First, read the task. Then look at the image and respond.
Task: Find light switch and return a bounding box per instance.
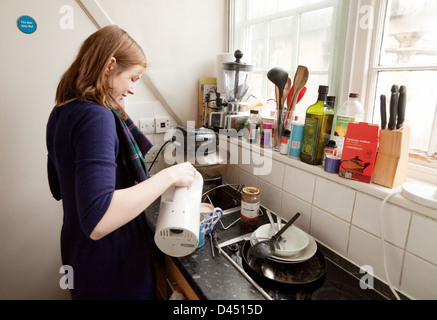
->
[139,118,155,134]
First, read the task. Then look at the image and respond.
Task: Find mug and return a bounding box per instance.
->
[198,214,206,248]
[200,203,223,235]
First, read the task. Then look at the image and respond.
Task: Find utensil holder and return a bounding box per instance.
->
[273,109,285,151]
[372,126,410,189]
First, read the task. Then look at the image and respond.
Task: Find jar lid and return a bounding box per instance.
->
[262,122,273,129]
[242,187,260,195]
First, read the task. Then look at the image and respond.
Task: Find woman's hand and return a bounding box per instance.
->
[163,162,197,188]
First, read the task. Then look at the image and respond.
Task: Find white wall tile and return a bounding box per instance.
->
[313,178,356,222]
[348,226,403,288]
[310,207,350,257]
[223,165,239,186]
[407,214,437,265]
[282,166,316,203]
[258,180,282,215]
[238,168,259,190]
[258,160,284,188]
[281,191,312,233]
[353,193,411,248]
[401,253,437,300]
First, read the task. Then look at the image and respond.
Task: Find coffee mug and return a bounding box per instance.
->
[200,203,223,235]
[198,214,206,248]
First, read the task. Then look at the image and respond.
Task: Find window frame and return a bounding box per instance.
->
[228,0,349,113]
[228,0,437,185]
[356,0,437,183]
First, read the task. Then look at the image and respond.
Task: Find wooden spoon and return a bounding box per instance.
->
[282,77,292,108]
[285,66,309,127]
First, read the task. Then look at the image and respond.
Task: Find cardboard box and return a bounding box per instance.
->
[198,78,217,127]
[338,122,380,183]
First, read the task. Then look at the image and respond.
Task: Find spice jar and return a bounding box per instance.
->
[240,187,260,227]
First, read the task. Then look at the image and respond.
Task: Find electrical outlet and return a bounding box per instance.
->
[139,118,155,134]
[155,117,170,133]
[144,146,160,163]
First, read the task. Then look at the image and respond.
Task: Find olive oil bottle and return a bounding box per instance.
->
[300,85,334,165]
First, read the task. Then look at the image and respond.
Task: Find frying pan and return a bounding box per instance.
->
[241,240,326,287]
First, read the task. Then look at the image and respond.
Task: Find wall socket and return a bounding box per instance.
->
[155,117,170,133]
[144,146,160,163]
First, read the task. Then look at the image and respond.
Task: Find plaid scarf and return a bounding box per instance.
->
[108,103,153,184]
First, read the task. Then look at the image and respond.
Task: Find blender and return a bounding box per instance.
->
[220,50,254,130]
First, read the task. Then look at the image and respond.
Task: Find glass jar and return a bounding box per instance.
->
[240,187,260,227]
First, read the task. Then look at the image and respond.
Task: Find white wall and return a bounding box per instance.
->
[0,0,226,299]
[92,0,228,126]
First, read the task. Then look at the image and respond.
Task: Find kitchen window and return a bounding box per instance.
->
[229,0,437,184]
[229,0,349,119]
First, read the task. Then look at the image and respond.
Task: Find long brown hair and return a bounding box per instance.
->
[55,25,147,119]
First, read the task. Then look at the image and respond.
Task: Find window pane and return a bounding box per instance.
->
[247,0,276,19]
[380,0,437,66]
[278,0,327,12]
[269,17,294,70]
[294,74,329,120]
[372,71,437,152]
[299,7,333,70]
[249,23,269,69]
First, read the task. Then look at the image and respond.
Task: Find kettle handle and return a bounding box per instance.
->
[172,171,203,209]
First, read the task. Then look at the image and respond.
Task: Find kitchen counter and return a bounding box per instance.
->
[145,196,405,300]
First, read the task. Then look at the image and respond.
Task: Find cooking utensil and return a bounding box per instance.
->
[380,94,387,130]
[388,85,399,130]
[265,209,277,232]
[285,66,309,128]
[267,67,289,150]
[286,86,307,107]
[252,223,309,257]
[397,86,407,130]
[248,212,300,261]
[282,77,292,108]
[242,241,326,286]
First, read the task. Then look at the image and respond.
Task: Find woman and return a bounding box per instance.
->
[46,25,197,299]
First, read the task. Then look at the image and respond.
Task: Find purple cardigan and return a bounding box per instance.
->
[46,100,155,299]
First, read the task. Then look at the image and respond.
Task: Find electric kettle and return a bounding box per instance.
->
[154,171,203,257]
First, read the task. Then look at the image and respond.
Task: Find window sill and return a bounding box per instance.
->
[230,137,437,220]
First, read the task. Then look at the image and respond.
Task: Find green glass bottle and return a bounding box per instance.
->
[300,85,334,165]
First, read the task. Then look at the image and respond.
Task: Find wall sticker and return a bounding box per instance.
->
[17,15,37,34]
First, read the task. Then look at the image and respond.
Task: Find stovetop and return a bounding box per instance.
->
[204,184,398,300]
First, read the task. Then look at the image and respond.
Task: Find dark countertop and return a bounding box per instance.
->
[145,197,405,300]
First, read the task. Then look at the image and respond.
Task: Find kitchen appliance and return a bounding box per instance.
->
[221,50,254,129]
[154,171,203,257]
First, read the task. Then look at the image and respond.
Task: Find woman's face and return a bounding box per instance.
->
[108,63,145,102]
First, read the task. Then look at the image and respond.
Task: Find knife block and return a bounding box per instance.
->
[372,126,410,189]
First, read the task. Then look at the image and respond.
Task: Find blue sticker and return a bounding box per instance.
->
[17,15,37,34]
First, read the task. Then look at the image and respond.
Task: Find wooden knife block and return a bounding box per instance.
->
[372,126,410,189]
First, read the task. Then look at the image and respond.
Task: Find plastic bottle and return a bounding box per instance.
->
[246,110,260,143]
[260,122,273,148]
[289,116,305,159]
[333,93,364,156]
[280,130,291,155]
[300,85,334,165]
